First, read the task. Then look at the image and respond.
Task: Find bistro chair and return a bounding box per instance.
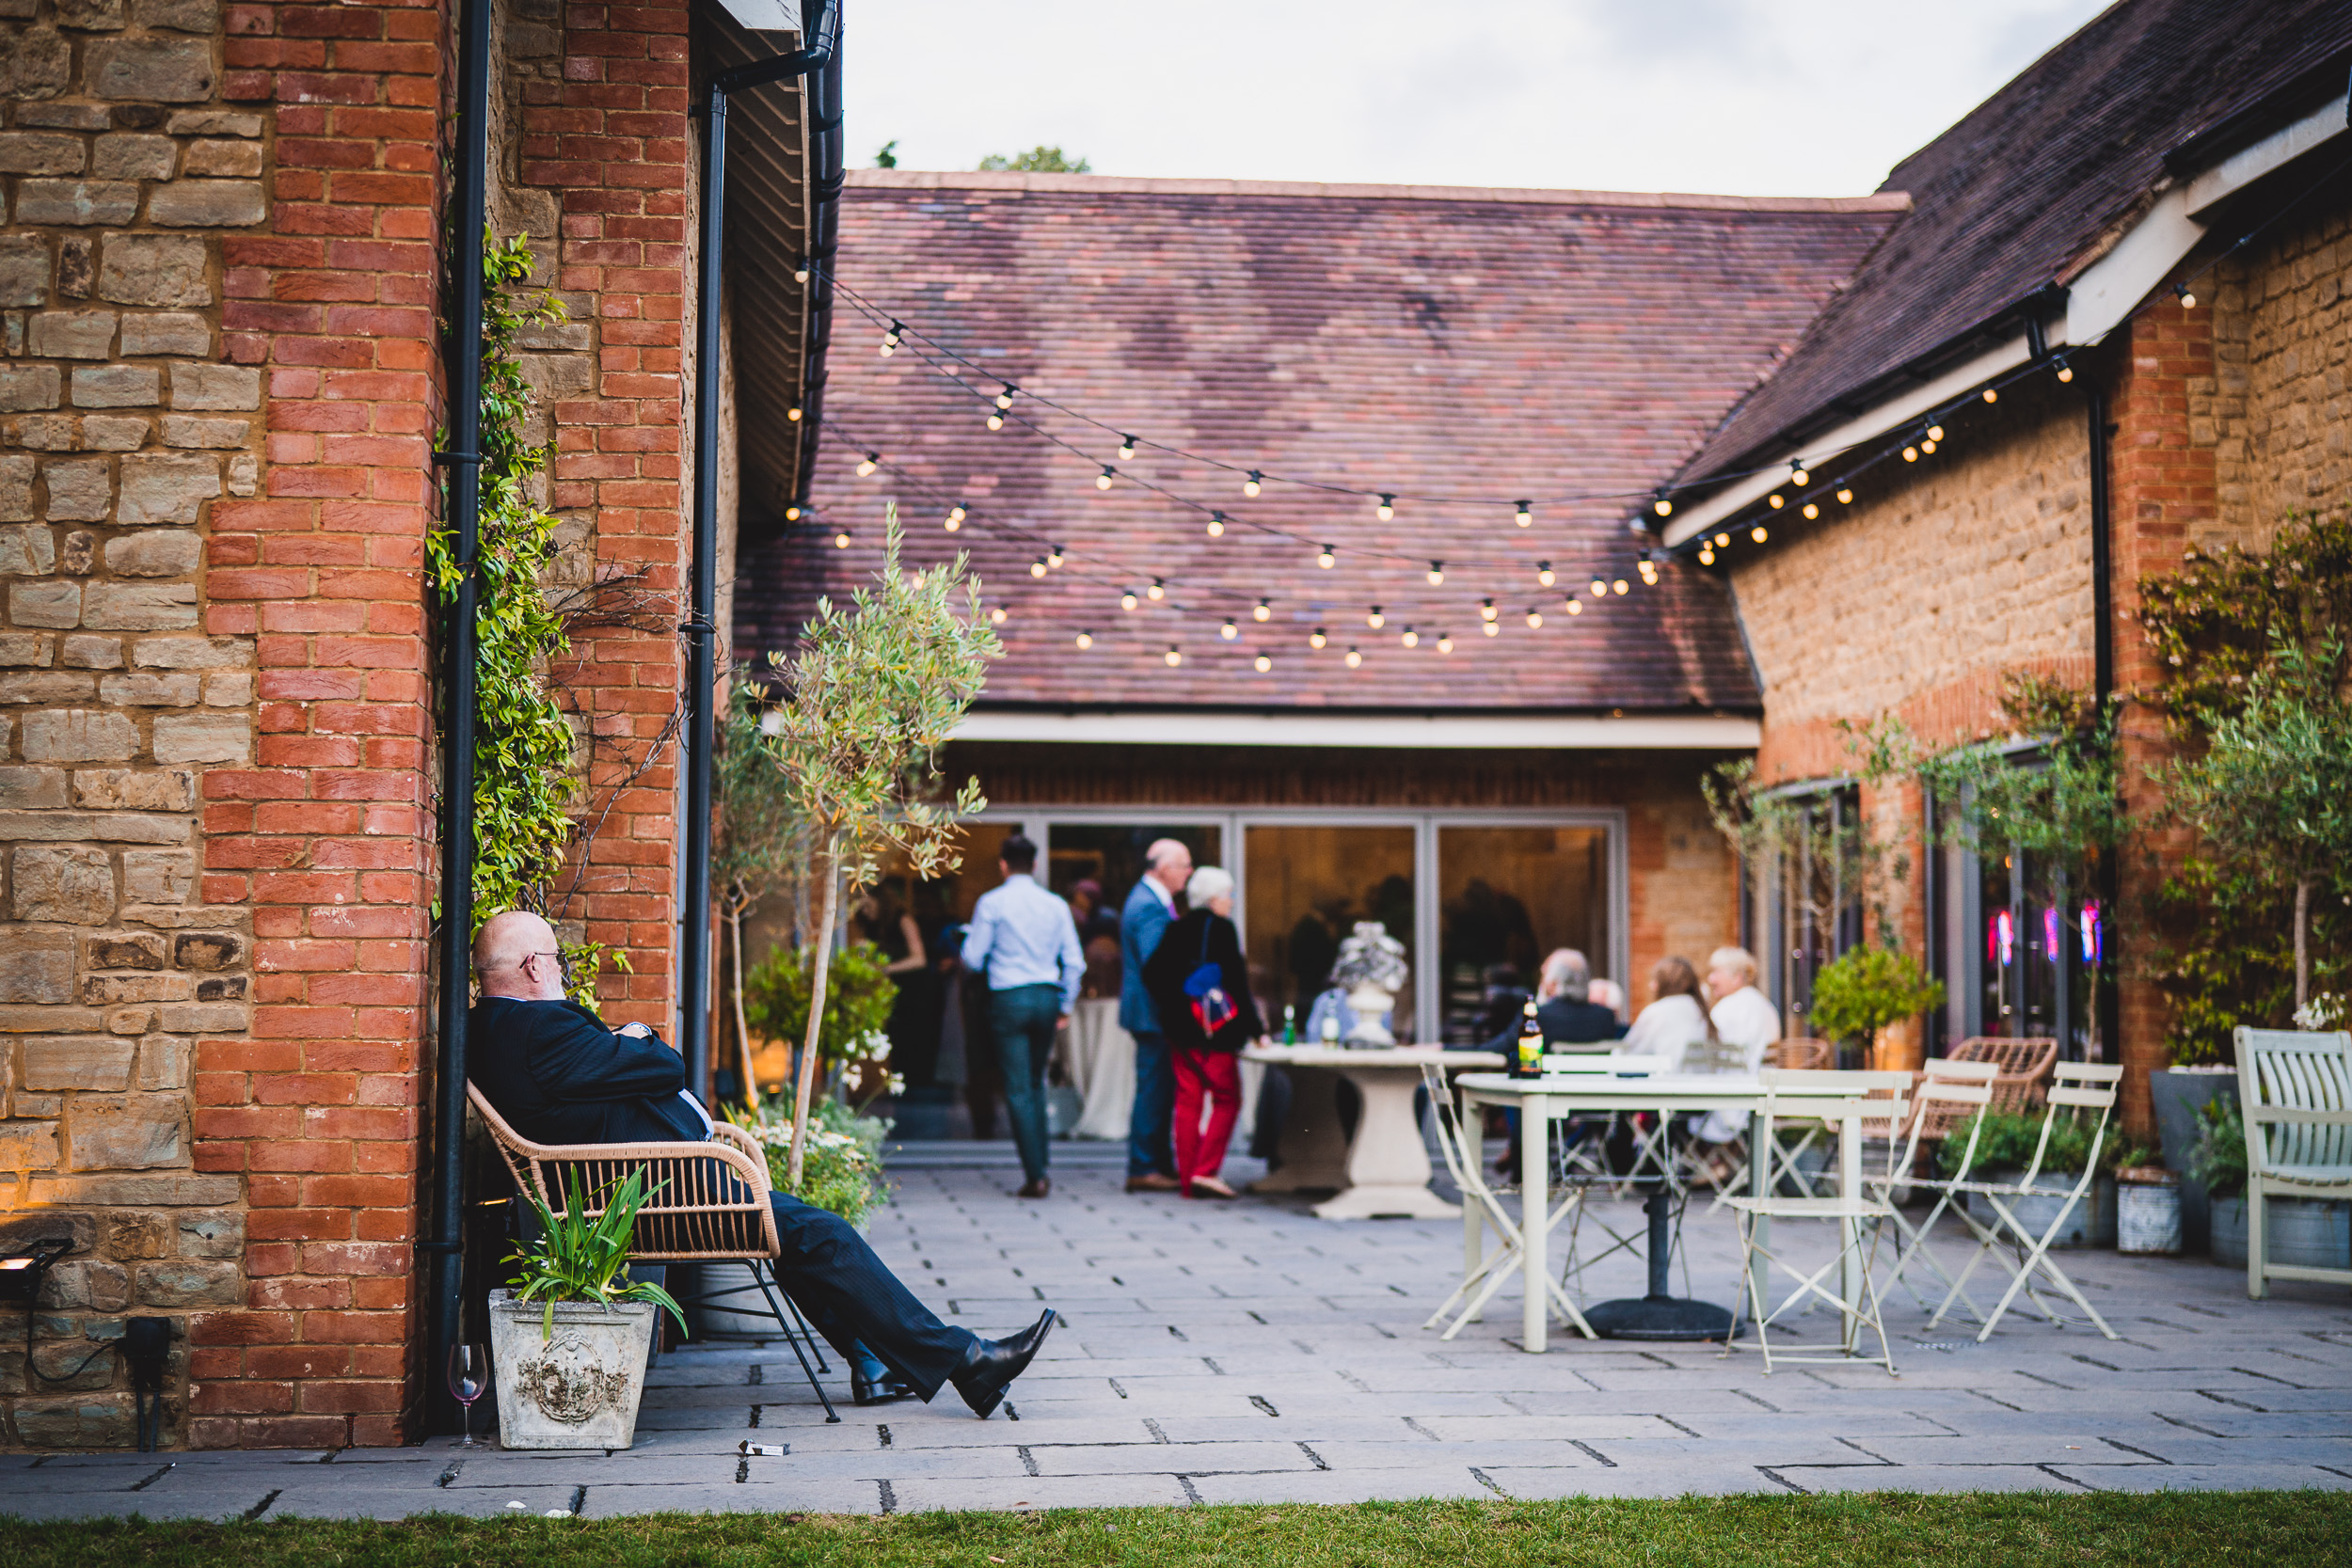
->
[1419,1062,1598,1341]
[1868,1057,1999,1320]
[1674,1035,1757,1205]
[1719,1069,1913,1377]
[1948,1037,2060,1115]
[468,1084,842,1421]
[1928,1061,2125,1343]
[2231,1026,2352,1298]
[1715,1038,1839,1209]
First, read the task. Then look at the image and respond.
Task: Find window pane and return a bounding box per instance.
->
[1244,825,1416,1040]
[1438,826,1610,1045]
[1044,823,1223,1002]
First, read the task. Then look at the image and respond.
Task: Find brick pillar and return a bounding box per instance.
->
[521,3,690,1031]
[191,0,447,1448]
[2107,297,2219,1138]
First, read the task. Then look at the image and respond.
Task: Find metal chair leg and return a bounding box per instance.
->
[749,1260,839,1423]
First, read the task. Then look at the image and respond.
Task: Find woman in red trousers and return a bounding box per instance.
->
[1140,865,1265,1199]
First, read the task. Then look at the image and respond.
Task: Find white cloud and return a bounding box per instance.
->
[844,0,2112,195]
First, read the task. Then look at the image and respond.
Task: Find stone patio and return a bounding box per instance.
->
[8,1140,2352,1519]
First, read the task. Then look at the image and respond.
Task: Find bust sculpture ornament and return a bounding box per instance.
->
[1329,921,1408,1047]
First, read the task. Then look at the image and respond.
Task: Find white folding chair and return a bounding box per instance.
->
[1868,1057,2000,1320]
[1931,1061,2124,1342]
[1719,1069,1913,1377]
[1672,1036,1754,1204]
[1420,1063,1597,1341]
[2234,1027,2352,1298]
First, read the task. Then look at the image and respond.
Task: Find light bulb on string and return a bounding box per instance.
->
[986,408,1005,431]
[1768,493,1785,510]
[1096,466,1116,490]
[1536,561,1555,587]
[946,503,966,531]
[1590,578,1607,597]
[1652,492,1674,518]
[1927,424,1945,443]
[1310,626,1327,649]
[1790,461,1809,486]
[792,257,810,284]
[1401,626,1419,648]
[855,451,878,477]
[1047,544,1065,568]
[834,530,851,549]
[1206,512,1226,538]
[1030,557,1047,578]
[1479,598,1498,622]
[1802,502,1819,519]
[994,384,1016,410]
[1165,646,1182,668]
[2054,357,2074,383]
[1220,619,1239,641]
[1366,607,1385,629]
[1515,500,1533,528]
[1481,622,1500,638]
[1426,561,1445,586]
[1525,608,1544,629]
[1902,443,1918,462]
[1438,632,1454,654]
[1120,590,1139,611]
[1751,526,1769,544]
[784,505,801,523]
[1254,653,1272,673]
[1982,387,1999,403]
[1375,494,1394,521]
[1564,597,1583,615]
[787,405,803,422]
[1253,597,1271,623]
[1147,578,1165,601]
[1836,487,1853,505]
[1243,470,1263,498]
[989,606,1007,625]
[1344,646,1363,669]
[879,320,901,356]
[1714,532,1730,547]
[1638,560,1659,586]
[1921,438,1937,454]
[1074,631,1093,650]
[1118,435,1137,460]
[1612,578,1629,595]
[2175,281,2197,308]
[1698,546,1715,565]
[1317,544,1337,570]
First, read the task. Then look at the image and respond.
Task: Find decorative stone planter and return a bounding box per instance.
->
[489,1293,656,1449]
[2116,1168,2182,1256]
[2149,1069,2236,1255]
[2209,1196,2352,1272]
[1966,1170,2116,1248]
[1343,983,1397,1045]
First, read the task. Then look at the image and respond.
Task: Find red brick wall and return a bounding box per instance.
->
[189,0,449,1449]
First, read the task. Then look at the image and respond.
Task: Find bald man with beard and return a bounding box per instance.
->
[466,910,1055,1418]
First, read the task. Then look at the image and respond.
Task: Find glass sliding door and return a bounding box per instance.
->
[1243,824,1417,1039]
[1435,825,1611,1045]
[1042,823,1223,1002]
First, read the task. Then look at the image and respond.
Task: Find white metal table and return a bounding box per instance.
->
[1453,1071,1883,1351]
[1244,1046,1504,1219]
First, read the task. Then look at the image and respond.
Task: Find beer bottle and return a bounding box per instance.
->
[1514,999,1544,1079]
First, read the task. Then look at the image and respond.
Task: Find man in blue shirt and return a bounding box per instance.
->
[960,834,1084,1196]
[1118,838,1192,1192]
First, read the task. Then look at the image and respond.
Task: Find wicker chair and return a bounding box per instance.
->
[1767,1038,1835,1071]
[1948,1037,2059,1114]
[468,1084,840,1421]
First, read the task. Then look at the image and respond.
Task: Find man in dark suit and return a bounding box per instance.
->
[1117,838,1191,1193]
[1477,948,1627,1052]
[468,911,1054,1418]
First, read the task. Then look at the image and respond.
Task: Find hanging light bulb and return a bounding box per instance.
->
[1902,443,1919,462]
[1254,653,1272,673]
[1927,424,1945,443]
[1768,493,1786,510]
[1982,387,1999,403]
[1426,561,1445,586]
[793,257,811,284]
[1310,626,1327,649]
[1589,578,1607,597]
[1714,532,1730,547]
[784,505,802,522]
[834,530,851,548]
[1118,435,1137,460]
[2054,357,2074,384]
[1790,461,1809,486]
[1481,621,1500,638]
[1401,626,1419,648]
[1921,437,1937,454]
[1525,608,1544,629]
[986,408,1005,431]
[946,503,966,529]
[1252,597,1271,623]
[1653,491,1674,518]
[1638,560,1659,586]
[1515,500,1533,528]
[1344,645,1362,669]
[1836,487,1853,505]
[1074,630,1093,649]
[1207,512,1227,538]
[1317,544,1337,569]
[989,606,1007,625]
[1698,546,1716,565]
[1479,598,1498,622]
[787,405,803,422]
[995,384,1016,410]
[1046,545,1065,568]
[1121,590,1139,611]
[1165,645,1183,668]
[910,570,926,590]
[1220,619,1239,641]
[1243,470,1263,498]
[1438,632,1454,653]
[1609,578,1628,594]
[1366,606,1385,629]
[1375,493,1395,521]
[1096,466,1116,490]
[855,451,879,477]
[1536,561,1555,588]
[1565,598,1583,616]
[1147,578,1165,601]
[1030,557,1048,578]
[880,320,901,356]
[1751,525,1769,543]
[1802,501,1819,519]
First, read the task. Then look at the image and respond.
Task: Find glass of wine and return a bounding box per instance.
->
[448,1342,490,1449]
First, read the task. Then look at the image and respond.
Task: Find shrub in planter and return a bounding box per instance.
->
[728,1096,889,1228]
[492,1169,687,1449]
[2195,1093,2352,1269]
[1807,947,1946,1069]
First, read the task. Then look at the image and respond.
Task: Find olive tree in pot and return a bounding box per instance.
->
[490,1169,687,1449]
[1808,946,1947,1074]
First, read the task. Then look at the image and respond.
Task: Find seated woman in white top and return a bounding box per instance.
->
[1693,944,1781,1146]
[1620,955,1714,1063]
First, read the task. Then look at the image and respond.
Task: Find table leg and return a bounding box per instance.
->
[1522,1099,1549,1353]
[1311,1068,1459,1219]
[1840,1111,1864,1342]
[1462,1085,1485,1322]
[1749,1107,1772,1318]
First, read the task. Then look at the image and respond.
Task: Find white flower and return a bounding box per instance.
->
[2294,993,2346,1031]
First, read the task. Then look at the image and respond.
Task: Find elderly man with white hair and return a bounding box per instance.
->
[1479,947,1626,1053]
[1116,836,1193,1193]
[466,909,1057,1418]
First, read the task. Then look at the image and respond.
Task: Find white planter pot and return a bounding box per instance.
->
[489,1294,655,1449]
[2117,1178,2182,1255]
[1965,1170,2117,1248]
[2210,1196,2352,1271]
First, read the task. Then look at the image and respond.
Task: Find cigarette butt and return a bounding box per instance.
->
[739,1441,789,1456]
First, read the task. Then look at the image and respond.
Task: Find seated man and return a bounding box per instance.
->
[467,911,1053,1418]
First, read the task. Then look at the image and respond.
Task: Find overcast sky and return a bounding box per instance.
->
[836,0,2115,195]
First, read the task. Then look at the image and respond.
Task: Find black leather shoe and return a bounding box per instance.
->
[851,1367,917,1406]
[950,1309,1057,1419]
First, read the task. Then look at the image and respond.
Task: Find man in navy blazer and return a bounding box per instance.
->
[1118,838,1193,1193]
[468,911,1054,1418]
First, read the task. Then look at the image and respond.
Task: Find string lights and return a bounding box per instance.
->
[1343,646,1362,669]
[1317,544,1337,569]
[1536,562,1555,587]
[1207,512,1227,537]
[1148,578,1166,600]
[1367,607,1385,629]
[1515,501,1533,528]
[1426,561,1445,586]
[1096,465,1116,490]
[1253,598,1272,622]
[1310,626,1327,648]
[1118,435,1137,460]
[1254,653,1272,673]
[1375,494,1395,521]
[855,451,879,476]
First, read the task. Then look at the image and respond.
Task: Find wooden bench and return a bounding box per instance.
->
[2233,1026,2352,1298]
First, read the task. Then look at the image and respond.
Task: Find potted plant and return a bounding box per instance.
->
[1806,946,1947,1072]
[1938,1110,2144,1248]
[2195,1094,2352,1270]
[1329,922,1409,1045]
[490,1169,687,1449]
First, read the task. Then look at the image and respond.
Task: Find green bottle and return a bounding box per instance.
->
[1281,1004,1297,1047]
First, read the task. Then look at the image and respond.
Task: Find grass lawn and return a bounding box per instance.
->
[4,1494,2351,1567]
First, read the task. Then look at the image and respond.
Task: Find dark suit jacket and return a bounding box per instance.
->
[469,996,708,1148]
[1141,909,1264,1053]
[1479,995,1629,1053]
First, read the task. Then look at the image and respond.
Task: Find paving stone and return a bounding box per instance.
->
[271,1485,582,1521]
[581,1480,888,1516]
[4,1489,277,1522]
[1186,1465,1496,1504]
[887,1473,1191,1512]
[2053,1463,2352,1493]
[1486,1463,1777,1498]
[1784,1465,2084,1495]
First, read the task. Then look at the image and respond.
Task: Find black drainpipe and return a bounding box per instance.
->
[682,0,843,1094]
[425,0,491,1435]
[2088,380,2120,1061]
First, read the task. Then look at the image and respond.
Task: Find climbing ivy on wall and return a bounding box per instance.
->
[430,231,609,1003]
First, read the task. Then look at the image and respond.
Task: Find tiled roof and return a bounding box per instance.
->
[733,172,1899,712]
[1682,0,2352,483]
